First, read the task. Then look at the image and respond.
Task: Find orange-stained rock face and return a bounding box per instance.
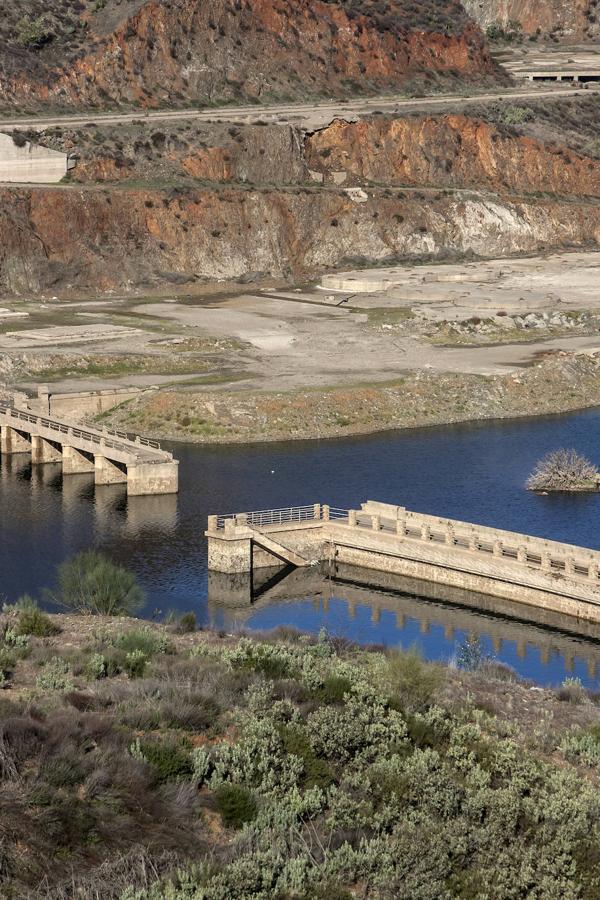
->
[62,111,600,199]
[1,185,599,295]
[306,116,600,196]
[180,149,234,181]
[0,0,501,110]
[462,0,596,38]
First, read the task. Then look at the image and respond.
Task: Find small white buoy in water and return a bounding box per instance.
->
[271,470,275,474]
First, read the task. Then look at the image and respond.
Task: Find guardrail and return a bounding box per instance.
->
[215,504,349,529]
[0,402,169,461]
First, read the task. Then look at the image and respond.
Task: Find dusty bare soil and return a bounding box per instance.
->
[3,250,600,442]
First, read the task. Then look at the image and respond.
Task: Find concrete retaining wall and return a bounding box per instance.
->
[0,133,73,184]
[29,386,141,420]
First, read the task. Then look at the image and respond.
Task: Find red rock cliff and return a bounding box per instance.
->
[1,185,599,295]
[462,0,596,39]
[306,116,600,196]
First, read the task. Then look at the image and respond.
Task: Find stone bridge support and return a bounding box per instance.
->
[94,455,127,486]
[127,461,180,496]
[31,435,62,464]
[0,425,31,454]
[62,445,95,475]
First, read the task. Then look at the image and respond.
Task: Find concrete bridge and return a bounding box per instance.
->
[206,500,600,624]
[0,400,178,495]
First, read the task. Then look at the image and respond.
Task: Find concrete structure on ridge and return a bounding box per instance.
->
[0,132,75,183]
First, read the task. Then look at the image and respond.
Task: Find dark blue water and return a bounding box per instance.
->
[3,407,600,686]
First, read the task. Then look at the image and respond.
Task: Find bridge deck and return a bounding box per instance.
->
[0,400,172,466]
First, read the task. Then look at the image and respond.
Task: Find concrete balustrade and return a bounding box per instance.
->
[0,399,178,495]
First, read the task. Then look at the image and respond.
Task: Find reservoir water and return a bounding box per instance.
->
[4,408,600,687]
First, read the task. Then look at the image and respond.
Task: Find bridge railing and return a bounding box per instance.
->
[0,402,169,460]
[344,507,600,586]
[214,505,349,530]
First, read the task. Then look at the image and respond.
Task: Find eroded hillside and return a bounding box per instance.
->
[1,184,599,295]
[462,0,599,40]
[0,0,501,112]
[20,94,600,193]
[2,93,600,296]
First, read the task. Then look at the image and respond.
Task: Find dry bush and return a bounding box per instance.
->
[526,448,599,491]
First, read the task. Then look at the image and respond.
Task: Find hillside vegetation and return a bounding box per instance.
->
[3,597,600,898]
[0,0,500,112]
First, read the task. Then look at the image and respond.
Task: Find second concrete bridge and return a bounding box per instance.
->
[207,500,600,625]
[0,400,178,495]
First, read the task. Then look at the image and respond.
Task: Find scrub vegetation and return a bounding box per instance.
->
[2,581,600,897]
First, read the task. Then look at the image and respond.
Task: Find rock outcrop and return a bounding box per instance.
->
[0,0,501,111]
[305,115,600,196]
[1,185,599,294]
[55,112,600,199]
[462,0,598,39]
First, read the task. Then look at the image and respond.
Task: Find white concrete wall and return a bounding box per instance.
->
[0,132,71,184]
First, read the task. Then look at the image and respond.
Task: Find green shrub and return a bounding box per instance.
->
[160,695,220,731]
[383,647,442,710]
[562,725,600,766]
[50,551,144,616]
[0,647,17,673]
[215,783,258,828]
[501,104,535,125]
[178,611,197,633]
[17,608,60,638]
[115,627,169,657]
[36,657,73,691]
[404,712,448,751]
[124,649,148,678]
[17,15,53,48]
[141,740,193,783]
[84,652,107,681]
[227,640,293,679]
[312,675,352,705]
[41,755,85,788]
[558,677,587,704]
[279,725,334,789]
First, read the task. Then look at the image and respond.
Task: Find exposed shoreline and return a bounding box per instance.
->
[102,349,600,447]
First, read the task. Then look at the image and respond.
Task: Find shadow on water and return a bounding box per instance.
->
[5,407,600,685]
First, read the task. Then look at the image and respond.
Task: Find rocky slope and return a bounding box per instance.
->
[0,0,501,112]
[305,114,600,195]
[1,184,599,295]
[26,97,600,197]
[462,0,598,40]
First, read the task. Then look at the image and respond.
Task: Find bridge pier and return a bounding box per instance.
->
[126,460,180,496]
[62,445,95,475]
[94,454,127,486]
[0,424,31,454]
[31,434,62,464]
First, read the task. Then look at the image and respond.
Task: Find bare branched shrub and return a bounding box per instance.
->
[526,448,599,492]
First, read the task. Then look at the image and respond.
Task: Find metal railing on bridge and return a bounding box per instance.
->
[215,505,348,530]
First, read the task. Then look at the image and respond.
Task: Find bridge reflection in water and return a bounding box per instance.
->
[0,454,178,536]
[207,563,600,688]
